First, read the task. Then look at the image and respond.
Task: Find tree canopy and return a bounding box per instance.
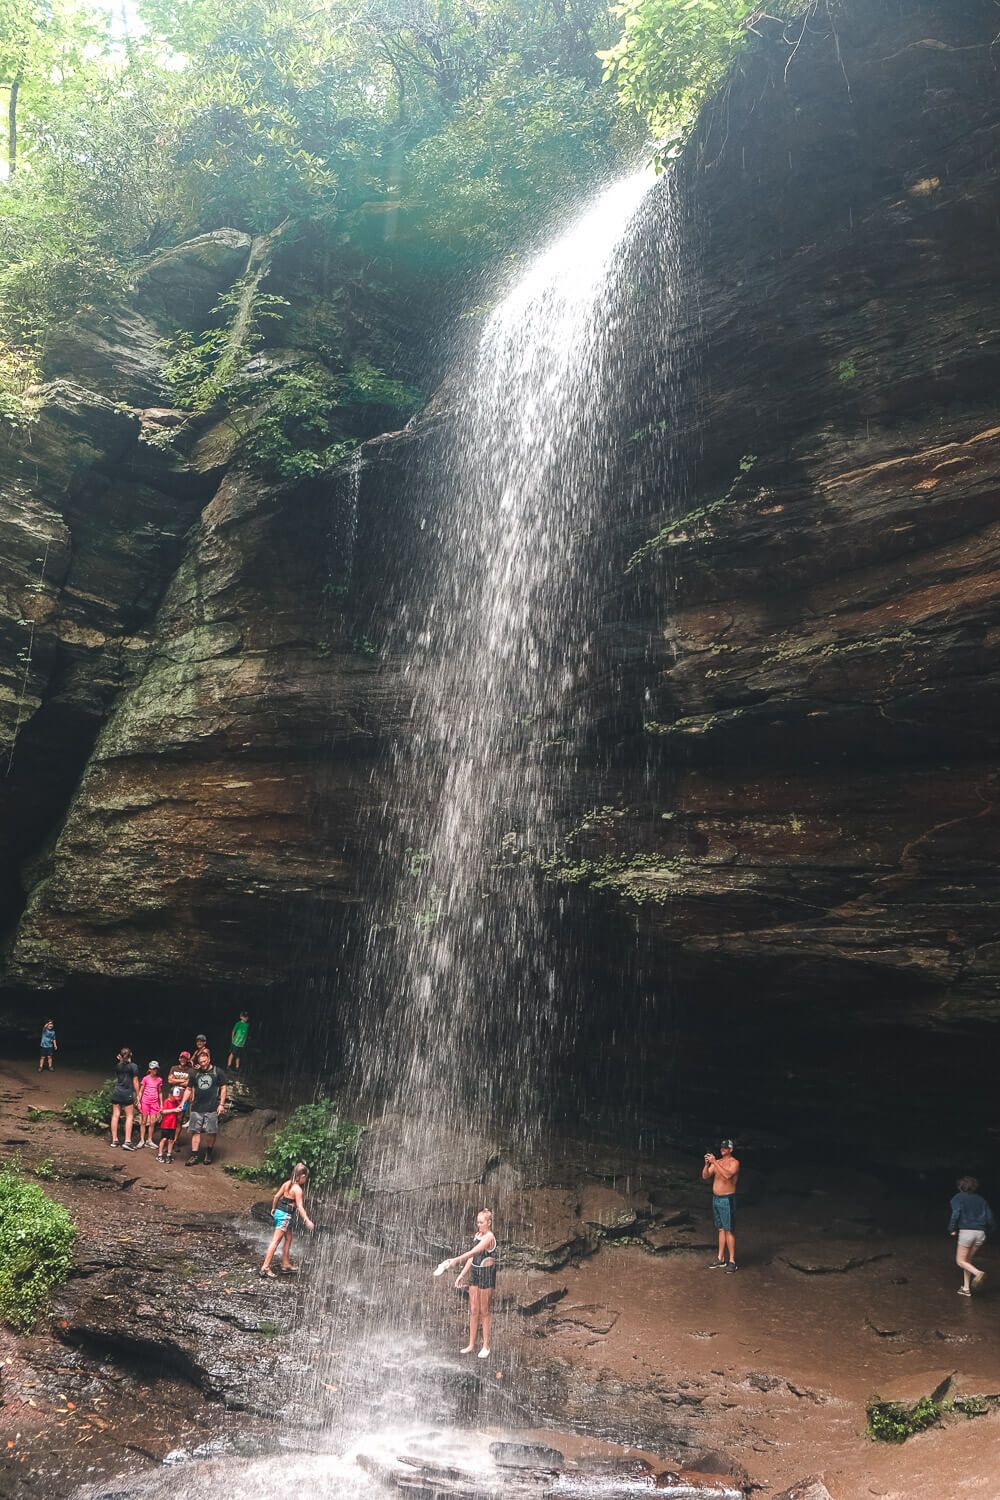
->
[0,0,634,400]
[0,0,800,418]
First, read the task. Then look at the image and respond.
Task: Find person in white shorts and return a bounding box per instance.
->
[949,1174,994,1296]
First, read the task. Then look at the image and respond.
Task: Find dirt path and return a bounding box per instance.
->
[0,1059,276,1497]
[528,1197,1000,1498]
[3,1065,1000,1499]
[1,1058,265,1211]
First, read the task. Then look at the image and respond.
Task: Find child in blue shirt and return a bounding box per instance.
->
[39,1020,57,1071]
[949,1175,994,1296]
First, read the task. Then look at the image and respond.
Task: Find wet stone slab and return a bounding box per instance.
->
[71,1431,748,1500]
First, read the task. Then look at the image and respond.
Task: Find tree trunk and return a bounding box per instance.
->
[8,75,19,177]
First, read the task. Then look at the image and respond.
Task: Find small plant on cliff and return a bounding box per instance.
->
[64,1079,116,1135]
[263,1098,362,1189]
[0,1168,76,1330]
[626,453,758,572]
[240,364,357,480]
[866,1395,942,1444]
[160,281,290,413]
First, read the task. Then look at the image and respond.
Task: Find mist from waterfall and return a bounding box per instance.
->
[294,166,684,1463]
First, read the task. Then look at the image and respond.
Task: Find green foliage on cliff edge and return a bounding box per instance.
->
[263,1099,362,1187]
[0,1167,76,1330]
[600,0,816,146]
[866,1394,942,1443]
[0,0,628,413]
[226,1098,362,1187]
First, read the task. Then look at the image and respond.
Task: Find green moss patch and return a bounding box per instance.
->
[0,1169,76,1330]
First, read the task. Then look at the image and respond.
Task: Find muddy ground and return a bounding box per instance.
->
[2,1059,999,1500]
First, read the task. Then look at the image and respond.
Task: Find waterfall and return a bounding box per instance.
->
[356,168,661,1135]
[296,166,676,1470]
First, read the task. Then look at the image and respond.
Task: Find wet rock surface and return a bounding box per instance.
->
[772,1481,836,1500]
[350,1431,746,1500]
[524,0,1000,1153]
[0,0,991,1163]
[777,1244,893,1276]
[55,1212,284,1410]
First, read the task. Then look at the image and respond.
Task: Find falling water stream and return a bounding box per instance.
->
[296,166,674,1492]
[112,169,679,1500]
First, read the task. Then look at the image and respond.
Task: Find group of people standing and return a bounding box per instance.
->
[107,1013,248,1166]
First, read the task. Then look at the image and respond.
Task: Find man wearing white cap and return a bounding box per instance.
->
[702,1139,740,1273]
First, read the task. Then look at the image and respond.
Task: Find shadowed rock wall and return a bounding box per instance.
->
[540,0,1000,1151]
[1,0,998,1151]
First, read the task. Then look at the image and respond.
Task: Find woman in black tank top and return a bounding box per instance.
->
[260,1162,314,1279]
[439,1209,497,1359]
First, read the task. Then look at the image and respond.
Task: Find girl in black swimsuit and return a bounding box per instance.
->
[441,1209,497,1359]
[259,1162,314,1279]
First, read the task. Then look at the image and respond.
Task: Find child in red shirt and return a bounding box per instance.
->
[157,1086,183,1163]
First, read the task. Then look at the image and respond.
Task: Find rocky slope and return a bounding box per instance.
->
[1,0,998,1148]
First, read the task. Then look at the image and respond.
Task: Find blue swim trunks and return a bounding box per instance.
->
[273,1208,292,1230]
[712,1195,735,1231]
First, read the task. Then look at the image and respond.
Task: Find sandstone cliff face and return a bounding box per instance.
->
[0,235,409,1033]
[1,0,997,1146]
[542,0,1000,1146]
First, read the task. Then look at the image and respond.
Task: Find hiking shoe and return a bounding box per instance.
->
[725,1262,739,1274]
[110,1140,120,1148]
[121,1142,136,1151]
[707,1260,728,1269]
[958,1287,972,1297]
[203,1150,214,1164]
[185,1153,203,1167]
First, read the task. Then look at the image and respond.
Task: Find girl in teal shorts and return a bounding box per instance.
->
[260,1162,314,1279]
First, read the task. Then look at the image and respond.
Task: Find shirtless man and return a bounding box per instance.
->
[702,1139,740,1273]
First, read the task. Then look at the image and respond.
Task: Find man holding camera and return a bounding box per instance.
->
[702,1139,740,1273]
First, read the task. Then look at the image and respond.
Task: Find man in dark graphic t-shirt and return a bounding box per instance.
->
[183,1048,227,1167]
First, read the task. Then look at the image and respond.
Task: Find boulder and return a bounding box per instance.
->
[579,1184,638,1233]
[44,305,165,406]
[873,1370,954,1408]
[644,1222,710,1253]
[505,1189,593,1270]
[778,1242,892,1274]
[490,1441,564,1470]
[137,229,253,326]
[773,1480,836,1500]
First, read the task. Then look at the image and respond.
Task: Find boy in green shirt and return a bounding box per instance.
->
[228,1011,250,1070]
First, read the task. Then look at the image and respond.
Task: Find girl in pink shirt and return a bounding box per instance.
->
[137,1062,163,1149]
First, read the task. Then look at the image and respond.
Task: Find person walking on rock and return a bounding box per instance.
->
[950,1175,994,1296]
[260,1162,314,1278]
[183,1048,227,1166]
[703,1139,740,1272]
[228,1011,250,1071]
[39,1020,57,1071]
[439,1209,497,1359]
[110,1047,140,1150]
